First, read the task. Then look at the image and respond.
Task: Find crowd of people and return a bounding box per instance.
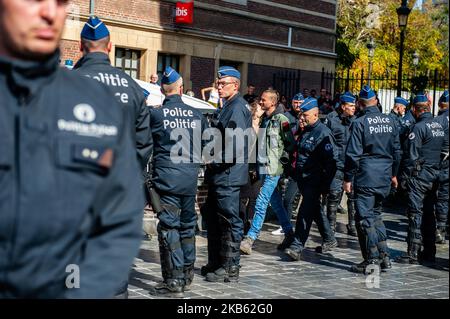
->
[0,0,448,300]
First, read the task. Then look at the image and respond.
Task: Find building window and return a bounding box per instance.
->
[115,48,141,79]
[157,53,180,84]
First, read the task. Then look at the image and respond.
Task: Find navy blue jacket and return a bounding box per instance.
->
[344,106,401,189]
[205,93,252,187]
[436,109,449,158]
[296,120,337,190]
[150,94,207,195]
[284,110,299,134]
[403,112,446,177]
[326,113,355,171]
[74,52,152,169]
[0,52,144,298]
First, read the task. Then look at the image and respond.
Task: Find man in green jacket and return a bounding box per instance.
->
[240,89,296,255]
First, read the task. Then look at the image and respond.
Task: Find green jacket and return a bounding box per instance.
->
[260,106,296,176]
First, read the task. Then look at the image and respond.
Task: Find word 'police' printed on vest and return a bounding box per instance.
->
[367,116,393,134]
[84,72,130,103]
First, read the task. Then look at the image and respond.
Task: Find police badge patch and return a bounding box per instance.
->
[408,132,415,140]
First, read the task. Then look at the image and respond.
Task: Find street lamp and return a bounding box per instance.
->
[366,37,376,85]
[396,0,411,96]
[413,51,419,76]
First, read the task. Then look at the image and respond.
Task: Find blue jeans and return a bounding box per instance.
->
[247,175,293,240]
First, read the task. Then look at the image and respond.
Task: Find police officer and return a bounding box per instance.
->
[435,91,449,244]
[344,85,401,273]
[284,98,338,261]
[73,16,152,169]
[203,66,252,282]
[398,93,446,264]
[0,0,144,298]
[325,92,357,237]
[148,67,207,296]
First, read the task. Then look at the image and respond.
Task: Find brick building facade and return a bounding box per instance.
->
[61,0,337,99]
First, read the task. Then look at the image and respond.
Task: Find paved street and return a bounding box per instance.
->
[129,203,449,299]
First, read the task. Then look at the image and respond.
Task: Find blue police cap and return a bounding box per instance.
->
[300,97,318,112]
[292,93,304,101]
[439,90,449,103]
[217,66,241,80]
[340,92,356,104]
[161,66,181,85]
[359,85,376,101]
[394,96,409,107]
[81,16,110,41]
[413,93,428,104]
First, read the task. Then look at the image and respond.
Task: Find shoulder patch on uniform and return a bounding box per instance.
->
[408,132,415,140]
[325,143,333,151]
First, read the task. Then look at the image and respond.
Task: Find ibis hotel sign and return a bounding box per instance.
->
[175,1,194,24]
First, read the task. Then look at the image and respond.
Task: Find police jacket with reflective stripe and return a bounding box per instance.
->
[344,106,401,189]
[0,52,144,298]
[73,52,152,169]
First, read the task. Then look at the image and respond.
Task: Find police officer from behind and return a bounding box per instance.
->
[398,93,446,264]
[0,0,144,298]
[390,97,409,145]
[344,85,401,274]
[203,66,252,282]
[284,98,338,261]
[73,16,152,169]
[435,91,449,244]
[325,92,357,237]
[149,67,207,296]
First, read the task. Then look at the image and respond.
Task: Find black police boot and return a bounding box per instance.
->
[154,279,185,297]
[277,230,295,251]
[183,264,194,291]
[396,243,421,264]
[337,204,347,215]
[284,238,303,261]
[201,264,219,277]
[379,252,392,271]
[205,265,240,283]
[350,259,380,274]
[346,212,357,237]
[436,228,446,244]
[315,239,338,253]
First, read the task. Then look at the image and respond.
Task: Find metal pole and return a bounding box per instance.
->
[368,60,373,86]
[90,0,95,16]
[432,69,438,115]
[397,29,405,96]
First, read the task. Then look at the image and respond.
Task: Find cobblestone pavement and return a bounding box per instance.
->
[129,203,449,299]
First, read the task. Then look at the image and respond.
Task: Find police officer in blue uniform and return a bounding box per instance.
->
[149,67,207,296]
[435,91,449,244]
[325,92,357,237]
[73,16,152,169]
[284,98,338,261]
[344,85,401,273]
[203,66,252,282]
[398,93,446,263]
[0,0,145,298]
[389,97,408,134]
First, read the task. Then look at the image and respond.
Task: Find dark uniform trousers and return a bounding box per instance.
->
[436,163,449,235]
[294,183,335,247]
[327,170,356,231]
[205,185,243,269]
[157,192,197,281]
[406,166,440,257]
[354,186,389,260]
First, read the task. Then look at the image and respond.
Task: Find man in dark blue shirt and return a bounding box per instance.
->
[203,66,252,282]
[344,85,401,274]
[0,0,144,298]
[284,98,338,261]
[148,67,207,296]
[398,93,446,264]
[325,92,357,237]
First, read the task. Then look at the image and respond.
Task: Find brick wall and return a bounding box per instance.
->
[60,40,82,65]
[248,64,323,99]
[291,29,335,52]
[190,56,215,98]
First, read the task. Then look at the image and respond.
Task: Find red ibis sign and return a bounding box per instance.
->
[175,1,194,24]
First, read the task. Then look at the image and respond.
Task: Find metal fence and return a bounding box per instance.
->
[322,68,449,115]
